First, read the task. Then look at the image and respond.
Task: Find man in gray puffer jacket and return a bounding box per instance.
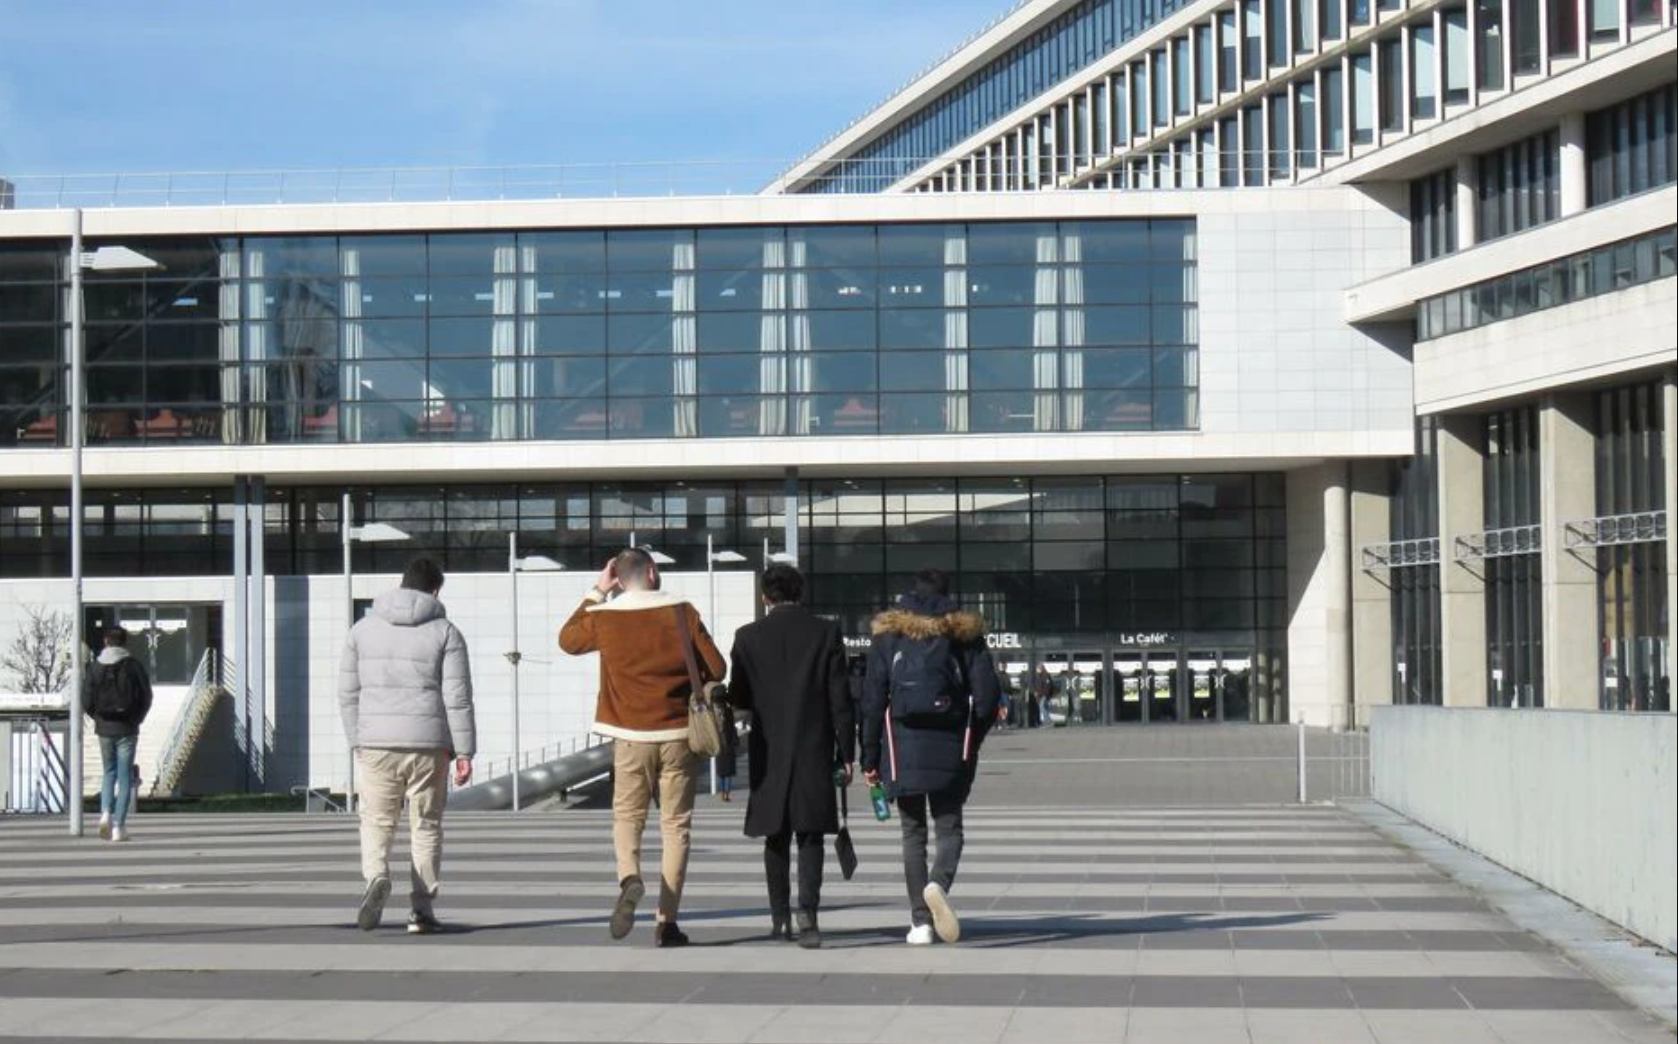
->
[339,557,476,935]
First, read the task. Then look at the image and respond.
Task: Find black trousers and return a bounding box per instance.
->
[898,790,965,926]
[765,827,825,917]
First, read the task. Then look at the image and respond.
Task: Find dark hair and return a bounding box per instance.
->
[102,628,128,647]
[401,557,446,594]
[760,562,805,605]
[615,547,656,588]
[912,568,950,599]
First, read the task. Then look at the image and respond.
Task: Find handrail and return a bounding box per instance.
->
[150,649,221,797]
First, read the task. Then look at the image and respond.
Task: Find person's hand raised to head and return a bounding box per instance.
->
[593,558,620,597]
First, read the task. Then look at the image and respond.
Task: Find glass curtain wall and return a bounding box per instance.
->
[1586,82,1678,207]
[1483,406,1543,708]
[1,474,1289,695]
[2,221,1200,445]
[1594,381,1669,711]
[1390,418,1442,704]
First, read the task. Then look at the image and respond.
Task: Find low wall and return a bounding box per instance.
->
[1372,706,1676,953]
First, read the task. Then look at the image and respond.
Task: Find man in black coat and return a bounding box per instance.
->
[727,563,855,949]
[860,568,1000,946]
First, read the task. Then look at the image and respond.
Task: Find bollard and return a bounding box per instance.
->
[1296,719,1307,804]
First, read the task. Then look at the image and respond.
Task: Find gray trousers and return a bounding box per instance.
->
[898,789,965,926]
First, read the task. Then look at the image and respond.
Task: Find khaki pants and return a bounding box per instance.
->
[612,738,698,922]
[358,748,449,917]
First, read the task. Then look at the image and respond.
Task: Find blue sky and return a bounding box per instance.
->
[0,0,1001,193]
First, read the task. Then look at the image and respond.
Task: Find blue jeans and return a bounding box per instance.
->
[99,735,138,826]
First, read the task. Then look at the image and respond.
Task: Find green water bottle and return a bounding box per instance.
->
[869,781,891,821]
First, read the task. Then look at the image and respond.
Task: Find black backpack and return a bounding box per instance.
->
[92,661,138,721]
[888,636,965,723]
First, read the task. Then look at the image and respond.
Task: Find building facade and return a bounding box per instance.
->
[1,0,1672,795]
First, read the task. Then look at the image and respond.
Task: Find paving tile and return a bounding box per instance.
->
[1246,1010,1378,1044]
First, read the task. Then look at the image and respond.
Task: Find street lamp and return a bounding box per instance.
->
[625,531,675,565]
[762,537,797,565]
[67,211,160,837]
[506,532,563,812]
[341,493,409,810]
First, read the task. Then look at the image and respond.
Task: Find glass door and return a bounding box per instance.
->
[996,655,1032,728]
[1114,651,1147,723]
[1186,650,1220,722]
[1151,652,1181,723]
[1221,650,1254,722]
[1037,651,1108,726]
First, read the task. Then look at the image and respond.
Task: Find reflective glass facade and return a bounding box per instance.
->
[0,473,1290,722]
[1483,405,1543,708]
[1594,381,1670,711]
[801,0,1191,193]
[0,220,1199,446]
[1416,225,1678,340]
[1389,418,1442,705]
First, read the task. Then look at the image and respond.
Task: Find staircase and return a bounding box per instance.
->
[149,650,224,797]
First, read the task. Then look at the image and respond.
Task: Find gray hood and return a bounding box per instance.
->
[372,588,446,627]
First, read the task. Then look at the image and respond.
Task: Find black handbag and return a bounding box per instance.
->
[834,776,859,881]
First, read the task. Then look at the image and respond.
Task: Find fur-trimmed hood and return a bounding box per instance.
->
[870,607,987,644]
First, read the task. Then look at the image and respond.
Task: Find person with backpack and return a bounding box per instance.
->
[81,628,153,842]
[860,569,1001,946]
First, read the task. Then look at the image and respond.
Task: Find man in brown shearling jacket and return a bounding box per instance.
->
[559,547,726,948]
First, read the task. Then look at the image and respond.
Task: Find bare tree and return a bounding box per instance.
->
[2,605,74,695]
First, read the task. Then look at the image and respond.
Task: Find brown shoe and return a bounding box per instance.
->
[609,875,644,940]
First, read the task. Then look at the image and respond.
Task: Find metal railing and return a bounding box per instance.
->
[4,720,68,814]
[150,649,222,797]
[1564,510,1668,549]
[1454,524,1542,562]
[1298,707,1371,804]
[1361,537,1441,574]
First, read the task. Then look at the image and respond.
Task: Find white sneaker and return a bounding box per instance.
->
[97,814,112,841]
[905,923,935,946]
[923,883,961,943]
[110,825,130,843]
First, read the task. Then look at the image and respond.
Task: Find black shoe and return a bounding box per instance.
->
[795,910,821,950]
[653,921,690,948]
[770,912,794,942]
[407,910,442,936]
[609,875,644,940]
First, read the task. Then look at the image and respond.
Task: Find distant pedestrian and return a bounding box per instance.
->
[339,557,476,935]
[82,628,152,842]
[861,569,1001,946]
[559,547,726,948]
[727,563,854,948]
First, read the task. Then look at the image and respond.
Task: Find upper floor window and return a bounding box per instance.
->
[1587,82,1678,207]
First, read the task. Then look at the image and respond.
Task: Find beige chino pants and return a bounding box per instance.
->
[611,738,698,922]
[357,748,449,917]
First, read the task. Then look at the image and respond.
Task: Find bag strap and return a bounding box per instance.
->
[837,774,849,828]
[673,605,705,699]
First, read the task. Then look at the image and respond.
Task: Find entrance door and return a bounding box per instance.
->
[1113,652,1146,723]
[1116,648,1177,723]
[1037,651,1107,726]
[1221,650,1254,722]
[1185,650,1221,722]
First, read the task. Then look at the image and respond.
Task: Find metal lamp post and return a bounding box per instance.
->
[705,537,746,796]
[506,532,563,812]
[66,211,160,837]
[340,493,409,810]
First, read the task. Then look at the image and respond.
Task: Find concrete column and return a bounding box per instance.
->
[1286,463,1353,728]
[1559,112,1589,217]
[1540,393,1598,709]
[1438,414,1488,706]
[1454,157,1478,250]
[1350,461,1395,727]
[1665,371,1677,713]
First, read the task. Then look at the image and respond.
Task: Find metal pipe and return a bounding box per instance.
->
[67,208,84,837]
[341,491,355,811]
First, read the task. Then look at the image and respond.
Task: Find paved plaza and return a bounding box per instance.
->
[0,730,1671,1043]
